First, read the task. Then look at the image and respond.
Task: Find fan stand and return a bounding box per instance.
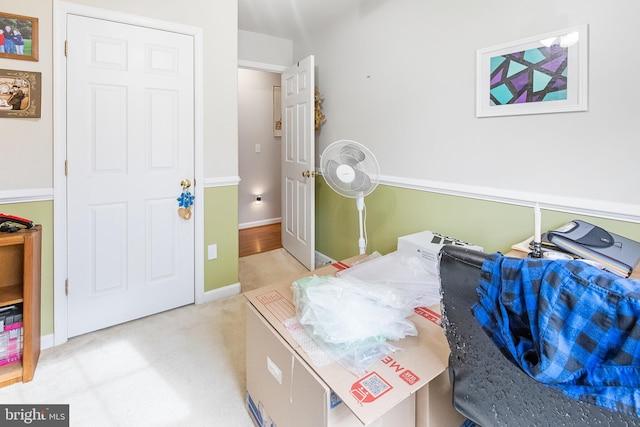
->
[320,140,379,256]
[356,193,365,254]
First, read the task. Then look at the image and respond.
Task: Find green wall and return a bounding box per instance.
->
[316,178,640,262]
[5,182,639,340]
[1,201,54,336]
[2,186,239,339]
[203,186,239,291]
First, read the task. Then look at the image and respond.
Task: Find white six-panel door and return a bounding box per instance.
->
[66,14,195,337]
[281,56,315,270]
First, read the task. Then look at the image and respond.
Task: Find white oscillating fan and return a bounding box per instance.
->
[320,140,380,254]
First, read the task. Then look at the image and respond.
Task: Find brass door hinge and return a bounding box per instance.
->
[65,40,68,56]
[65,160,68,176]
[65,279,69,296]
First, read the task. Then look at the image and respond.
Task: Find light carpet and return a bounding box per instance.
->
[239,248,309,293]
[0,248,308,427]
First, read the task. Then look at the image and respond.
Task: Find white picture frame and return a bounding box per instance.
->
[476,24,588,118]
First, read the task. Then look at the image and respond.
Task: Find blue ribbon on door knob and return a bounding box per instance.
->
[177,189,195,220]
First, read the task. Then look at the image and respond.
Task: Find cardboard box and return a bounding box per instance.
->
[245,257,460,426]
[416,370,466,427]
[246,303,415,427]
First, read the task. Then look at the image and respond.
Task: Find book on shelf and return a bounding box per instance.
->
[0,304,23,366]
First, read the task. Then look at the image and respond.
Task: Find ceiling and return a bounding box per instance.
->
[238,0,354,40]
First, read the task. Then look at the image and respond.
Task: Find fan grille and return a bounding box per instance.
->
[321,140,379,198]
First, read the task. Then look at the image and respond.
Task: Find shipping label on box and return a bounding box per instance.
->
[298,309,449,425]
[247,302,412,427]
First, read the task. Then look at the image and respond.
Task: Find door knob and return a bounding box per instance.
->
[302,170,317,178]
[180,178,192,189]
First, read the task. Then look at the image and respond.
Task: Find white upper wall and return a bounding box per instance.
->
[0,0,239,192]
[294,0,640,211]
[0,0,53,192]
[239,30,292,68]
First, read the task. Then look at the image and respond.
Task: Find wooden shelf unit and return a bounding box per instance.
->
[0,225,41,387]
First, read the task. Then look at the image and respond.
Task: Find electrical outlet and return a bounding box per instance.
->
[208,244,218,260]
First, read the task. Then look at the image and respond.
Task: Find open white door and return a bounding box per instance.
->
[281,56,315,270]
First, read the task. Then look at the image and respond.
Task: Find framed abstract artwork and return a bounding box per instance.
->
[476,24,588,118]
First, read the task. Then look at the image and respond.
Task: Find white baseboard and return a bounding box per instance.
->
[41,334,55,350]
[314,251,336,269]
[201,282,241,303]
[239,218,281,230]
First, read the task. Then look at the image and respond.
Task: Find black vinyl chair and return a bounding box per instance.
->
[439,244,638,426]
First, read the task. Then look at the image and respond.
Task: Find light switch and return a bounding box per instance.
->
[208,244,218,260]
[255,144,261,153]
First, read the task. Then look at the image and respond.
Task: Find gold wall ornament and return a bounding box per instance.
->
[314,87,326,131]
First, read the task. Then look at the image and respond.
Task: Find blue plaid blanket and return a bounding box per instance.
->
[472,253,640,417]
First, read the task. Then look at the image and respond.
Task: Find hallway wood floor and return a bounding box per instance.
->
[239,223,282,257]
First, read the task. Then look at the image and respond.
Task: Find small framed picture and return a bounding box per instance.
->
[0,69,42,118]
[273,86,282,137]
[0,12,39,62]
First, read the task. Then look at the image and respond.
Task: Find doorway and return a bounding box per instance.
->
[237,66,285,259]
[237,57,316,270]
[53,2,205,344]
[237,68,283,233]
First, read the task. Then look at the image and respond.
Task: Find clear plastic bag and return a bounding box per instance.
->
[292,274,420,374]
[336,250,441,308]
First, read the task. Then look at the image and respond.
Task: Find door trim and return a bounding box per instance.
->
[53,1,204,345]
[238,59,287,73]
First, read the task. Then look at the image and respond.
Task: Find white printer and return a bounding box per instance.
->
[397,230,483,272]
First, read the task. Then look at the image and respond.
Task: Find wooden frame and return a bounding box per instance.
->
[476,24,588,117]
[0,12,39,62]
[273,86,282,137]
[0,69,42,118]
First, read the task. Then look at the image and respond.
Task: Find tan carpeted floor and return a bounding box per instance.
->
[239,248,309,293]
[0,248,308,427]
